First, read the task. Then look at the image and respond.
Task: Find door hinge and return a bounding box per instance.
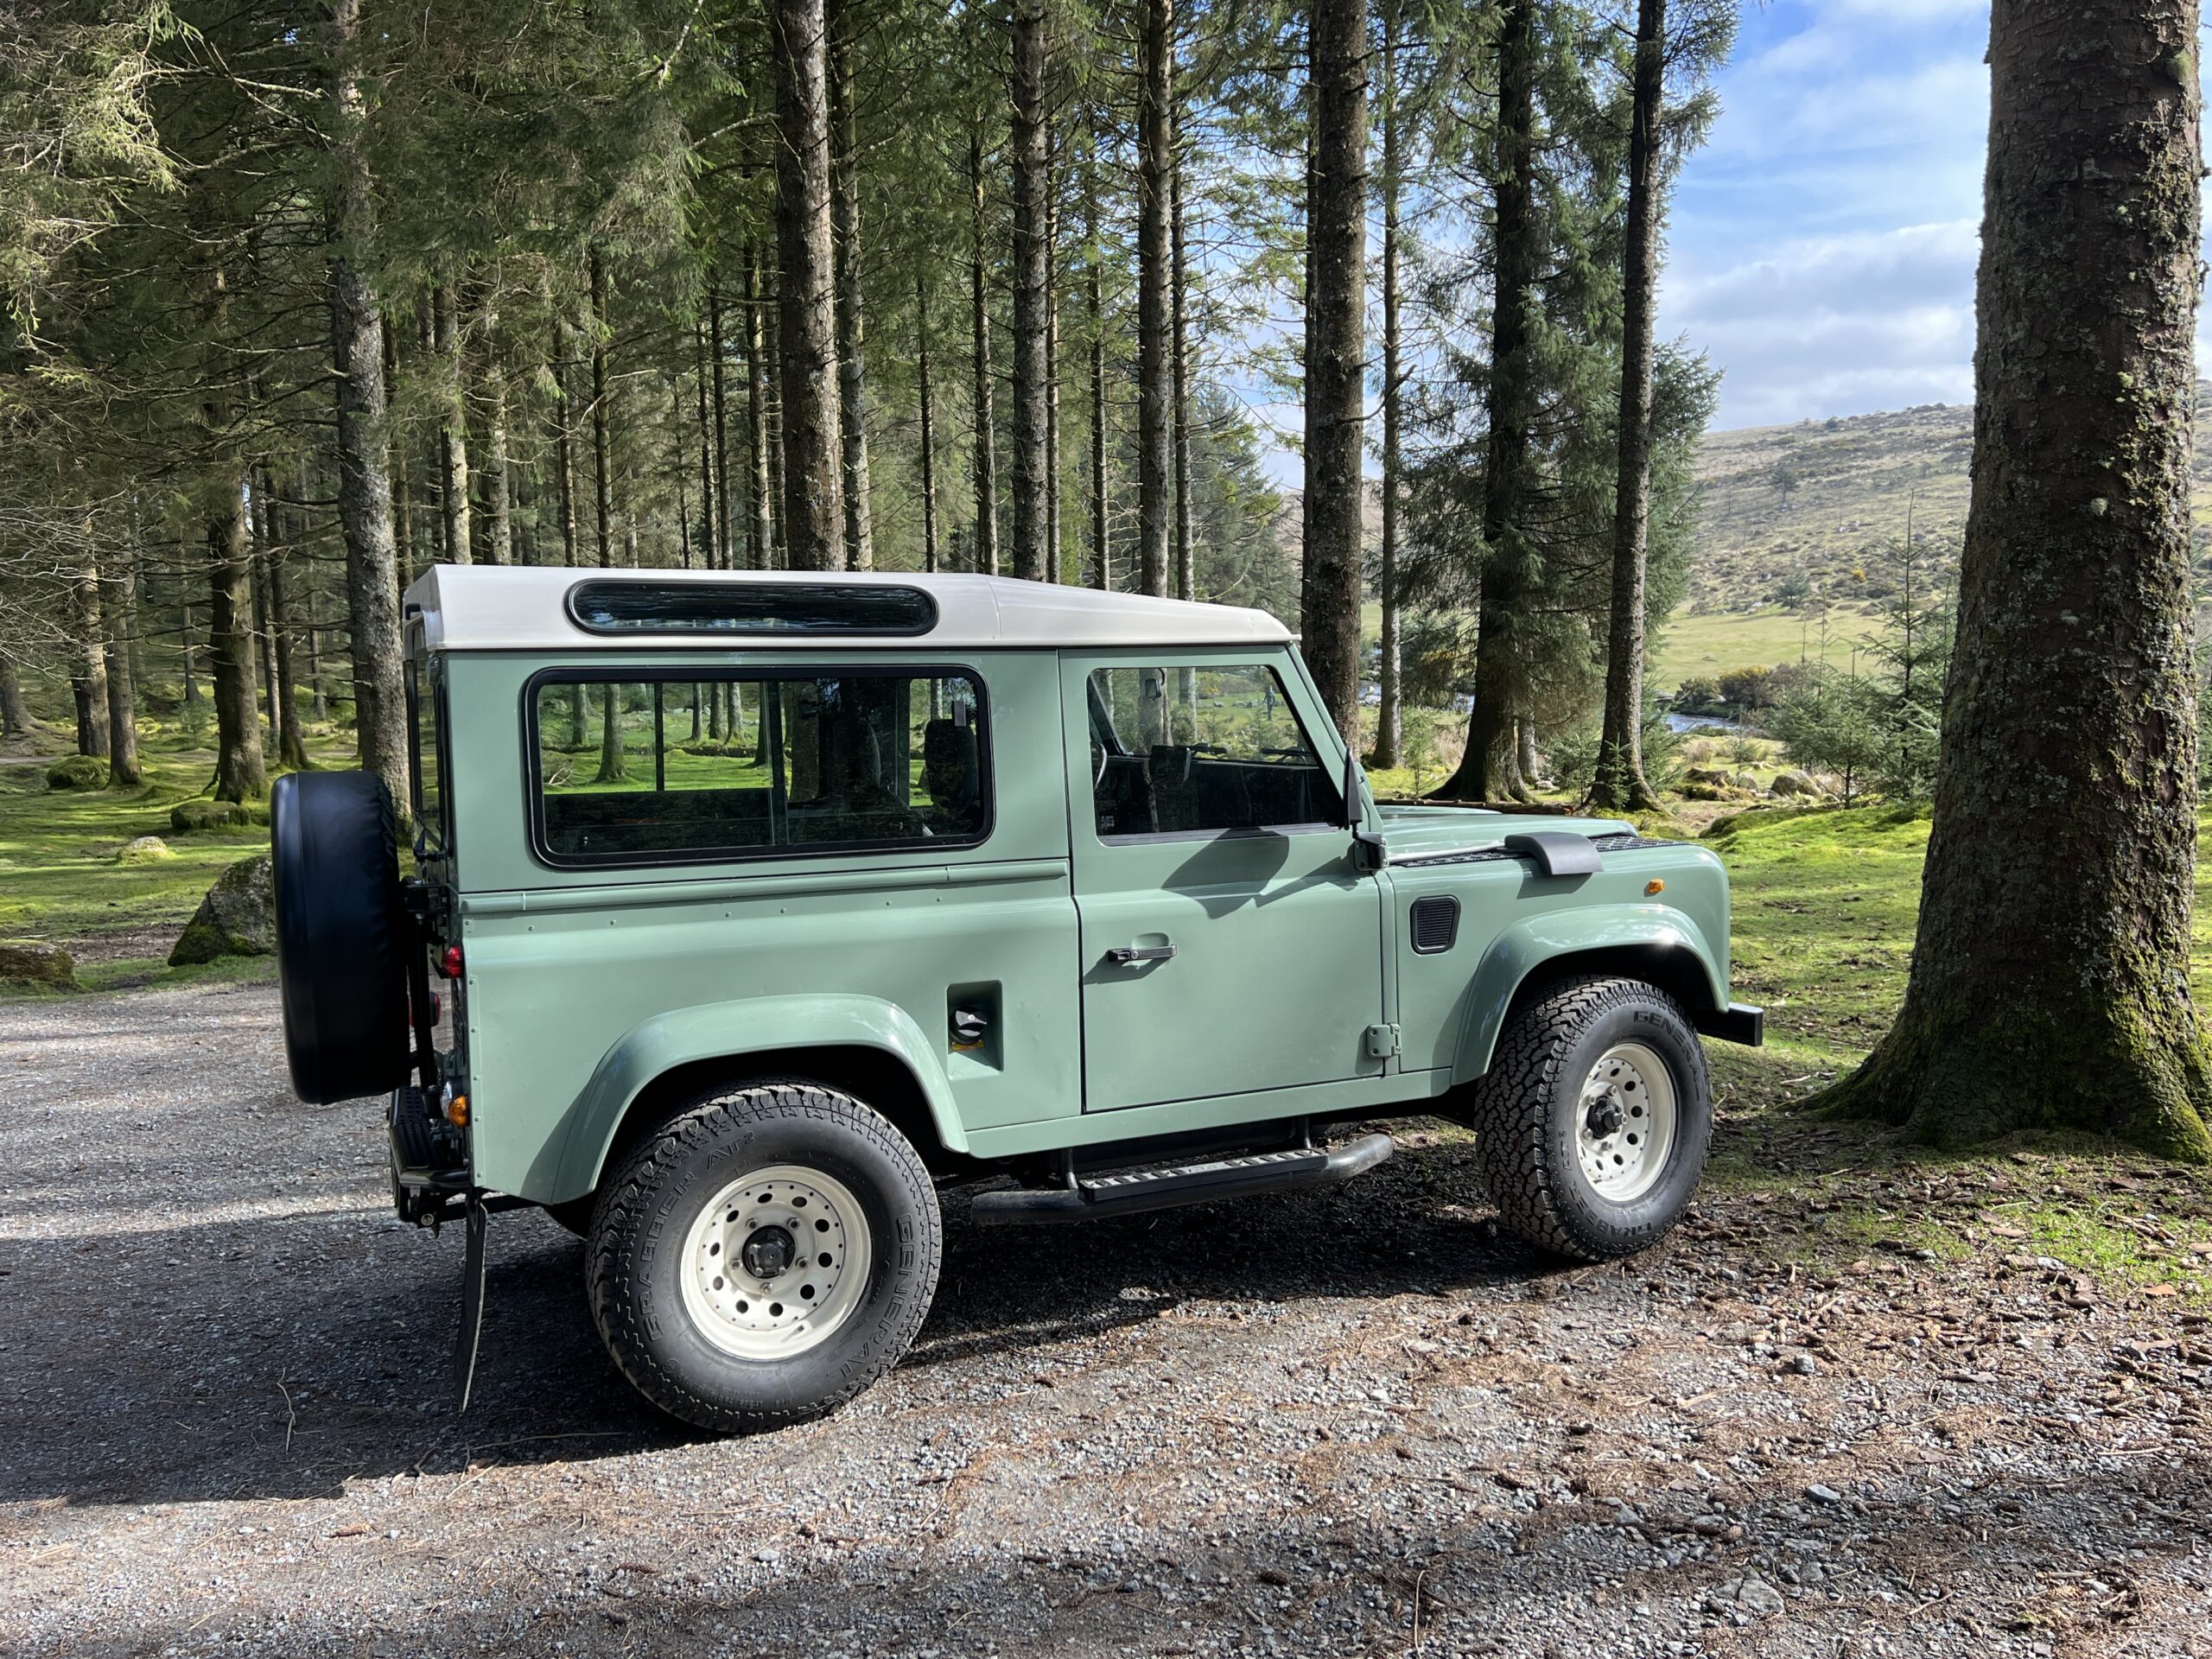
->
[1363,1023,1401,1059]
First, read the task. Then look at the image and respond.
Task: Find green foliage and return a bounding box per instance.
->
[1769,534,1953,802]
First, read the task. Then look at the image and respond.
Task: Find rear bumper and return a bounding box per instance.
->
[1698,1001,1765,1047]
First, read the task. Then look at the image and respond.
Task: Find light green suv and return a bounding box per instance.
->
[270,568,1760,1432]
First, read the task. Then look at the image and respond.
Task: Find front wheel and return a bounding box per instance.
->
[1468,976,1713,1262]
[587,1081,942,1433]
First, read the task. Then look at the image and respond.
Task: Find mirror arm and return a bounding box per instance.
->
[1342,742,1388,870]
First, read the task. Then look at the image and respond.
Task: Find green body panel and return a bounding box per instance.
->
[542,993,969,1201]
[422,639,1742,1205]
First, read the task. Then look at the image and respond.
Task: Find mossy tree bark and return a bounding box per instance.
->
[1433,0,1537,804]
[1008,0,1051,584]
[1821,0,2212,1161]
[773,0,847,574]
[1590,0,1666,814]
[1134,0,1173,600]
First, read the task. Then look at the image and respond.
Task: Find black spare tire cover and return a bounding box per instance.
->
[271,771,412,1104]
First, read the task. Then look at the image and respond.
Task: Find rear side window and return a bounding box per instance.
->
[528,670,988,867]
[1087,664,1340,837]
[406,658,448,854]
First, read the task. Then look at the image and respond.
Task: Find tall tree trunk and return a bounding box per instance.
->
[180,598,199,709]
[434,283,472,564]
[773,0,847,572]
[270,482,311,771]
[1821,0,2212,1160]
[917,267,941,574]
[1435,0,1536,803]
[1170,102,1193,603]
[1591,0,1666,811]
[251,477,280,750]
[969,130,1000,575]
[709,283,734,568]
[327,0,404,801]
[0,659,30,735]
[1135,0,1173,599]
[71,550,110,760]
[551,322,580,567]
[1087,149,1111,592]
[1045,130,1064,585]
[1302,0,1368,743]
[207,476,266,802]
[693,319,721,569]
[477,304,513,565]
[589,249,615,565]
[1008,0,1051,582]
[104,531,142,785]
[828,0,873,569]
[746,247,776,569]
[1372,1,1402,769]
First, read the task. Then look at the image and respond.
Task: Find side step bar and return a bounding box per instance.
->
[969,1131,1395,1225]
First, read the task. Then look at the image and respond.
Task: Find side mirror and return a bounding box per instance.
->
[1342,744,1388,870]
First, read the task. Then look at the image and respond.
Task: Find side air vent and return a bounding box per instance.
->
[1409,894,1460,955]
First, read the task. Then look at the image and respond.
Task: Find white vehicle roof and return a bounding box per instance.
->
[405,565,1294,652]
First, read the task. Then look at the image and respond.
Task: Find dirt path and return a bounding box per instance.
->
[1,983,2207,1657]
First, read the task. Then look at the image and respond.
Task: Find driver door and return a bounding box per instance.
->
[1064,650,1389,1113]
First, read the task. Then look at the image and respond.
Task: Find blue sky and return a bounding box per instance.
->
[1663,0,1993,432]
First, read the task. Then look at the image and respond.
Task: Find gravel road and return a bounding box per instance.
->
[3,982,2208,1658]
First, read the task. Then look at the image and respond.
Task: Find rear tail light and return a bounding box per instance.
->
[437,944,464,980]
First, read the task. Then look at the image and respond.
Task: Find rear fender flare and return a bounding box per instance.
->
[1451,909,1728,1085]
[551,994,967,1200]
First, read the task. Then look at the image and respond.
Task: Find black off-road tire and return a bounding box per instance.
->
[270,770,411,1105]
[586,1082,942,1433]
[1468,976,1712,1262]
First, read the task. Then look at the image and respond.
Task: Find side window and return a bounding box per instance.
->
[406,657,447,852]
[531,671,987,865]
[1087,663,1338,837]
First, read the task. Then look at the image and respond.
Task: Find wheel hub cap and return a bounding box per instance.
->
[679,1165,872,1361]
[1574,1042,1680,1205]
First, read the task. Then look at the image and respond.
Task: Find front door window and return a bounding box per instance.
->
[1086,663,1341,838]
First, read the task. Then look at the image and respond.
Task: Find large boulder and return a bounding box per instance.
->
[169,852,276,966]
[116,835,175,865]
[1683,766,1734,787]
[1771,769,1819,798]
[0,942,77,989]
[45,755,105,791]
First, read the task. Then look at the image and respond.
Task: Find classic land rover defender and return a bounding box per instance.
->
[271,568,1760,1432]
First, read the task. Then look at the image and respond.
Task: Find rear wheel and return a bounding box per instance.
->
[1469,976,1712,1262]
[586,1081,941,1433]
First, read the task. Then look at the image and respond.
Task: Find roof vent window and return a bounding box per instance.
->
[567,581,938,638]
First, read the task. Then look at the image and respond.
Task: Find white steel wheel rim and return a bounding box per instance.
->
[679,1164,872,1361]
[1574,1042,1679,1205]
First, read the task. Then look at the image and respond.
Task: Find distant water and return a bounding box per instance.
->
[1666,712,1741,734]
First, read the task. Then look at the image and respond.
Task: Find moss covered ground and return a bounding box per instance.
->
[0,716,348,993]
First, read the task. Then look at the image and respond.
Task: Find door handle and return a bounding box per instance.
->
[1106,944,1178,966]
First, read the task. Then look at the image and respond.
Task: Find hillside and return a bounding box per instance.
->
[1656,389,2212,692]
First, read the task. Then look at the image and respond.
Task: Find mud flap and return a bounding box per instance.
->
[453,1192,487,1412]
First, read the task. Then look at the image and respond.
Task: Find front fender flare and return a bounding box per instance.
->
[543,994,968,1202]
[1450,906,1728,1086]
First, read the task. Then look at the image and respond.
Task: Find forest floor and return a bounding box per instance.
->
[3,779,2211,1653]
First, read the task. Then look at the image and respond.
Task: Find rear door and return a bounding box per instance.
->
[1062,649,1389,1112]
